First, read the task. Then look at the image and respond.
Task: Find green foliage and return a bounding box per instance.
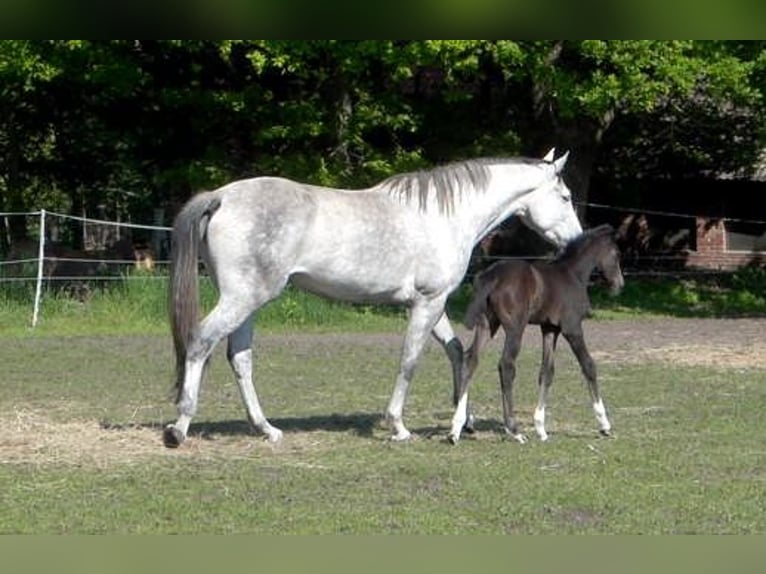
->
[4,40,765,224]
[590,269,766,318]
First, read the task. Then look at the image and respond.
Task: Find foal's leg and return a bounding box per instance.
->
[227,316,283,443]
[386,296,447,441]
[432,314,474,433]
[533,326,559,442]
[499,326,525,443]
[448,314,492,444]
[563,328,611,436]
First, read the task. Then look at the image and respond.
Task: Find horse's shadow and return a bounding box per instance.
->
[149,412,384,441]
[103,413,522,442]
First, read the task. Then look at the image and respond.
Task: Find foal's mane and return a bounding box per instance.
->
[555,224,615,263]
[380,157,542,215]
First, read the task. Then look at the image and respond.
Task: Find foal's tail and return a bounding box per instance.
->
[169,191,222,401]
[464,274,498,330]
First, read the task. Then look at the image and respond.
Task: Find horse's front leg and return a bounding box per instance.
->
[386,297,446,441]
[533,326,559,442]
[563,329,611,436]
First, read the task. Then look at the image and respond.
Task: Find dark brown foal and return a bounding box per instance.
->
[449,224,624,444]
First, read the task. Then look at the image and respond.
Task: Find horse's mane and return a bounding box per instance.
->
[555,224,615,262]
[380,157,542,215]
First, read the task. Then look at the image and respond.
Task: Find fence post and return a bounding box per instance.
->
[31,209,46,328]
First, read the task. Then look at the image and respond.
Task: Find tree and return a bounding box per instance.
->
[512,40,764,213]
[2,40,764,246]
[0,40,62,243]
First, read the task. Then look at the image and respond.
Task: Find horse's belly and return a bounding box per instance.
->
[290,271,413,304]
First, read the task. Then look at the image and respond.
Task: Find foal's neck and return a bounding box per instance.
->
[566,246,601,286]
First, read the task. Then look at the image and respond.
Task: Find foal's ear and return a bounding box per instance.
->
[542,148,556,162]
[553,151,570,174]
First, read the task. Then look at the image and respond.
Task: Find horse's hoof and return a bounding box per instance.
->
[163,425,185,448]
[447,433,460,445]
[599,429,611,437]
[266,428,284,443]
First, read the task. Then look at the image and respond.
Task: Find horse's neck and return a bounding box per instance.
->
[461,165,543,244]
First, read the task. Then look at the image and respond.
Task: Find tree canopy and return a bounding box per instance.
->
[2,40,765,242]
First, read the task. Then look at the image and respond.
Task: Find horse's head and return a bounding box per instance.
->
[516,150,582,248]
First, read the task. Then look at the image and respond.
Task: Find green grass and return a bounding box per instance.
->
[3,266,764,338]
[1,328,764,534]
[0,272,408,337]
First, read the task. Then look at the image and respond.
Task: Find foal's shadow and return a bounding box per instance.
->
[182,412,383,440]
[410,415,507,440]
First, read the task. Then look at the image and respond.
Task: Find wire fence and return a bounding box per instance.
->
[1,209,172,327]
[2,203,765,327]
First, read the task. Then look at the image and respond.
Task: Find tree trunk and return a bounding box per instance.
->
[4,118,29,243]
[555,111,614,224]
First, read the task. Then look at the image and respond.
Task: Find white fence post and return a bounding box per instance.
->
[31,209,46,328]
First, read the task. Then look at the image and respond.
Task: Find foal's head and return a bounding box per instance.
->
[589,225,624,295]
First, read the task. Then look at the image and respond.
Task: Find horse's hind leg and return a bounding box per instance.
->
[227,316,282,443]
[164,297,258,447]
[563,328,611,436]
[533,326,559,442]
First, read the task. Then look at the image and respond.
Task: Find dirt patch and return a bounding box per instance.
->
[577,318,766,369]
[593,343,766,369]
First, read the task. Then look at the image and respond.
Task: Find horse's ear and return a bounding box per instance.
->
[553,150,569,174]
[542,148,555,162]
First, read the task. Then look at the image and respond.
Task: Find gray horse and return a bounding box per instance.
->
[165,150,582,447]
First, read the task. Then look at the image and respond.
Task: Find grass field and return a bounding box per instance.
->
[1,319,765,534]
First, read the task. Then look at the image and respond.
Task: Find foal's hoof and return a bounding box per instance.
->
[447,433,460,445]
[463,416,476,435]
[599,429,611,438]
[163,424,185,448]
[390,429,412,442]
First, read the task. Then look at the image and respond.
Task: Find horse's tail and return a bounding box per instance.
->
[169,191,222,401]
[464,272,498,330]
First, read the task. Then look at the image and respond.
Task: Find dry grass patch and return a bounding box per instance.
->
[0,405,372,468]
[0,406,165,468]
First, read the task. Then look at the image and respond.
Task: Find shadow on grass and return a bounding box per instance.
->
[104,413,603,444]
[101,412,385,440]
